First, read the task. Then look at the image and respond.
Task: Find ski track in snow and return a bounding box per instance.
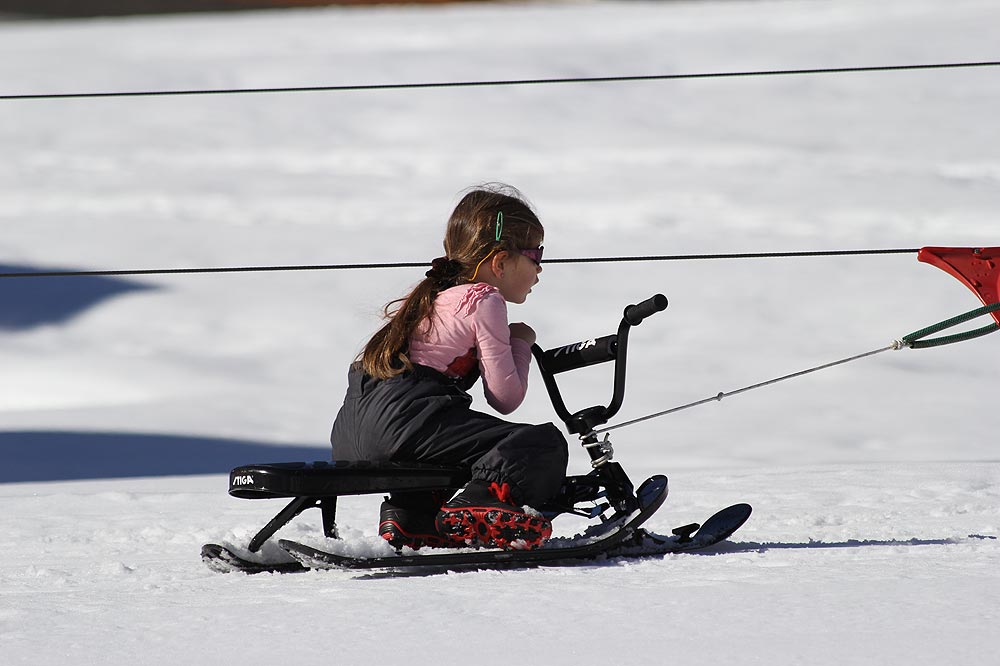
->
[1,1,999,664]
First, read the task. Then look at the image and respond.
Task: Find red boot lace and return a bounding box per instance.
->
[488,481,515,505]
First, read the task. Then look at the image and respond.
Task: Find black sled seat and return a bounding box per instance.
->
[228,461,470,552]
[229,460,470,499]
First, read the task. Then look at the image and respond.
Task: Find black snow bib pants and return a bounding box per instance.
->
[330,365,568,507]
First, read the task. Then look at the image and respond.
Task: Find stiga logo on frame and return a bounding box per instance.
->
[232,475,255,486]
[552,339,597,357]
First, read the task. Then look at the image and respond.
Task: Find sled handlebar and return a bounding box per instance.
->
[532,293,668,435]
[624,293,669,326]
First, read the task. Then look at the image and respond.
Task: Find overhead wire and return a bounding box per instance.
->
[1,61,998,102]
[0,248,922,279]
[0,58,987,278]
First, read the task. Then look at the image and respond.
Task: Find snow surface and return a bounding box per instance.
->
[1,0,999,663]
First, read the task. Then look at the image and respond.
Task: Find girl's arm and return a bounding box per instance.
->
[474,293,531,414]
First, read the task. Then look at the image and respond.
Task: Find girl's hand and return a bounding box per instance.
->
[508,322,536,346]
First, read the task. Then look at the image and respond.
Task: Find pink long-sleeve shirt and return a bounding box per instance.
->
[408,283,532,415]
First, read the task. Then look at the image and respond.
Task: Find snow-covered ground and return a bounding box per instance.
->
[2,1,998,663]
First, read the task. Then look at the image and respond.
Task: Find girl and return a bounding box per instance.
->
[330,184,568,550]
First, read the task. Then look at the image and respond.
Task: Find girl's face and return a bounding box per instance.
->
[494,248,542,304]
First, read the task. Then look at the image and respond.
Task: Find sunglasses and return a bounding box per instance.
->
[517,246,544,265]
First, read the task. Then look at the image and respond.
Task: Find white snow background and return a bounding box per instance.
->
[2,0,999,663]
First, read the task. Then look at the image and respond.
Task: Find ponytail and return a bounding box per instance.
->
[358,184,543,380]
[358,257,464,379]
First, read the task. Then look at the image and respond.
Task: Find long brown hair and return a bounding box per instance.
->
[359,184,544,379]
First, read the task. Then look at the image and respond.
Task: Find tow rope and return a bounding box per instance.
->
[596,246,999,434]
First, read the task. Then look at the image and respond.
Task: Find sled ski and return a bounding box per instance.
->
[202,294,752,575]
[201,496,752,575]
[278,474,668,570]
[609,502,753,557]
[278,497,752,573]
[200,543,307,575]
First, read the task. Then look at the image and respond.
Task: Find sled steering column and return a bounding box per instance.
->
[531,293,668,516]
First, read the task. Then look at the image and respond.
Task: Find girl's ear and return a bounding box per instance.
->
[490,250,511,278]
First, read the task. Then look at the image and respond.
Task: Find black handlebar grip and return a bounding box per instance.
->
[623,293,668,326]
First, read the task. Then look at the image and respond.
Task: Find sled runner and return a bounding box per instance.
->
[202,294,753,573]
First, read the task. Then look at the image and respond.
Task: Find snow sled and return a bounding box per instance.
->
[203,294,752,573]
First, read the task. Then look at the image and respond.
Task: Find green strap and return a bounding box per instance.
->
[901,302,1000,349]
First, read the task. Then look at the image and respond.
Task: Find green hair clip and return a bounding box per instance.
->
[495,211,503,242]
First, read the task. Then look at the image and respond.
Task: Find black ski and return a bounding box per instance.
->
[278,502,749,571]
[202,472,750,575]
[201,475,665,575]
[279,475,668,570]
[604,503,753,558]
[200,543,308,575]
[278,518,638,571]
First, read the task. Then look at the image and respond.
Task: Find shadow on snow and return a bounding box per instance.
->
[0,263,159,331]
[705,536,996,553]
[0,430,329,483]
